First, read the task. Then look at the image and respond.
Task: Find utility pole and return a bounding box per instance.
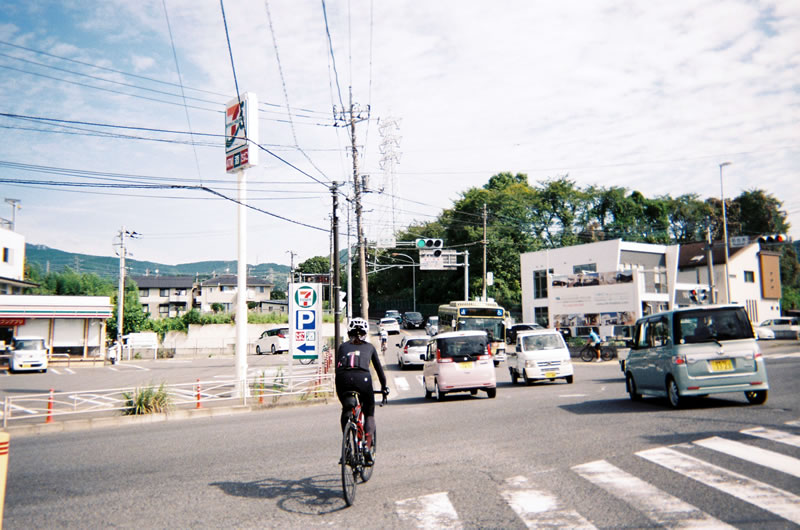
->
[331,183,342,348]
[113,228,138,356]
[705,226,716,304]
[335,87,370,319]
[482,203,488,301]
[286,250,297,281]
[4,199,21,231]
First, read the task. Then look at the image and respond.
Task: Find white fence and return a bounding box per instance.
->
[1,368,334,428]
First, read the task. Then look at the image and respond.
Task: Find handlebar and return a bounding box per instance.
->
[376,388,389,406]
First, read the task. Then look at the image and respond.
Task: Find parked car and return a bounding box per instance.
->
[379,317,401,335]
[7,337,48,373]
[396,336,427,369]
[757,317,800,340]
[425,316,439,336]
[508,329,573,384]
[255,327,289,354]
[384,310,402,325]
[505,322,543,345]
[402,311,424,329]
[421,331,496,400]
[754,326,775,340]
[624,305,768,408]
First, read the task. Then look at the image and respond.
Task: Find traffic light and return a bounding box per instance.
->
[758,234,787,245]
[416,238,443,257]
[689,288,708,304]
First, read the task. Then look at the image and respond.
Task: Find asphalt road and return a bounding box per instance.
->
[2,334,799,528]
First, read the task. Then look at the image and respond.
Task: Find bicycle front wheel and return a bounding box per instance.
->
[341,422,358,506]
[580,346,594,362]
[360,432,375,483]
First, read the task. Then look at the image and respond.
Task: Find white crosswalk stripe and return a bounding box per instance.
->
[500,476,595,529]
[395,492,462,529]
[637,446,800,525]
[572,459,734,529]
[393,425,800,528]
[741,426,800,448]
[394,376,410,391]
[693,436,800,478]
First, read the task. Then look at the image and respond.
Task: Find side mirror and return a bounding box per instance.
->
[395,343,400,347]
[516,344,521,353]
[625,339,634,349]
[420,353,426,361]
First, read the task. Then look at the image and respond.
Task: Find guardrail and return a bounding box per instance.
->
[1,367,334,428]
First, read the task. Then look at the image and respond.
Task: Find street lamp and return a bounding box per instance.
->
[391,253,416,312]
[719,162,732,303]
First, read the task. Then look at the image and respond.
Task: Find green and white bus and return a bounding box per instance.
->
[437,300,506,366]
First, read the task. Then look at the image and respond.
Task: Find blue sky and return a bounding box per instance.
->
[0,0,798,271]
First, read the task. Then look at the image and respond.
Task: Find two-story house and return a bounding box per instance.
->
[199,276,274,313]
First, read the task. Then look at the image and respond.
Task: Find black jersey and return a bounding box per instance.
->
[335,340,387,388]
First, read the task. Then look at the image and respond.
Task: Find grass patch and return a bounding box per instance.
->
[122,383,172,415]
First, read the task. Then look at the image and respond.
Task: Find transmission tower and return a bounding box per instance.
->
[379,116,402,234]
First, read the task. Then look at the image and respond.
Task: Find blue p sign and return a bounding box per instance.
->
[296,310,316,330]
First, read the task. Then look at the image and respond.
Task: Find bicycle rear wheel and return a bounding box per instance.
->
[341,423,358,506]
[601,347,614,361]
[360,432,375,483]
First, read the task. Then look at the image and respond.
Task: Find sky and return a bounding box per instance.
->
[0,0,798,274]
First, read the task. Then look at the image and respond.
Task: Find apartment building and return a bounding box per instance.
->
[132,275,196,318]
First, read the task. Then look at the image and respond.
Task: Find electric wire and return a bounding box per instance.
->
[321,0,345,112]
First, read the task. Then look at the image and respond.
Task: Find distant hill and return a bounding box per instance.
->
[25,244,291,289]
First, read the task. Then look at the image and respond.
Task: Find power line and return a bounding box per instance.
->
[321,0,345,113]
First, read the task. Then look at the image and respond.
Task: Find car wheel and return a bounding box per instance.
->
[745,390,768,405]
[256,346,262,355]
[523,369,533,385]
[469,389,478,395]
[398,358,405,370]
[271,344,276,355]
[626,373,641,401]
[510,368,518,384]
[565,375,573,384]
[666,377,682,409]
[493,360,500,367]
[424,379,432,399]
[434,380,444,401]
[486,388,497,398]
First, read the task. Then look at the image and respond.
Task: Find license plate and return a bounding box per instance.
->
[545,372,557,378]
[20,363,30,368]
[458,362,474,370]
[710,359,733,371]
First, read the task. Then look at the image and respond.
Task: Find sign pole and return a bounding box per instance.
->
[235,167,248,396]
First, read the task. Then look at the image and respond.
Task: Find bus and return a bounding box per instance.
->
[437,300,507,366]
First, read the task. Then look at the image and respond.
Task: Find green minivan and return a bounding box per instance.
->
[625,305,769,408]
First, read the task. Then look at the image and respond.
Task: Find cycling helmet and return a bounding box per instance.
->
[347,317,369,337]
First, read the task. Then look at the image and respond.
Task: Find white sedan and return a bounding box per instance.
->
[379,317,401,335]
[755,326,775,340]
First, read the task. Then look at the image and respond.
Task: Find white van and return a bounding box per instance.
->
[9,337,49,373]
[421,331,497,400]
[507,329,573,384]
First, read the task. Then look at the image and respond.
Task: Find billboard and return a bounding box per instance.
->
[225,92,259,172]
[550,271,637,329]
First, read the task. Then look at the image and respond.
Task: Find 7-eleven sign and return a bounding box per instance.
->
[294,285,318,308]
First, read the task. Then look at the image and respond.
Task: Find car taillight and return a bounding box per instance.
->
[404,345,408,354]
[278,333,285,338]
[672,355,686,365]
[477,354,490,360]
[487,343,492,356]
[436,348,453,363]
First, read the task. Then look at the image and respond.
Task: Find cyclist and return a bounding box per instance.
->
[379,327,388,353]
[336,317,388,464]
[589,327,602,362]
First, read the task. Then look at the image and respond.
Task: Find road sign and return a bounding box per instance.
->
[420,250,444,270]
[289,283,321,359]
[730,236,750,248]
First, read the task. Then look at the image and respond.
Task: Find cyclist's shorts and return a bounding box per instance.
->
[336,370,375,417]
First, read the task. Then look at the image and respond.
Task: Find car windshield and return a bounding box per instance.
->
[437,336,487,359]
[405,312,422,320]
[458,318,504,341]
[380,319,396,325]
[406,339,427,348]
[428,317,438,324]
[521,333,564,351]
[677,308,754,344]
[15,339,45,350]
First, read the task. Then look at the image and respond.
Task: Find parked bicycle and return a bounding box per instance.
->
[579,341,615,362]
[341,389,388,506]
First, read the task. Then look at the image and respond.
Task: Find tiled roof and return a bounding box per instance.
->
[130,275,195,288]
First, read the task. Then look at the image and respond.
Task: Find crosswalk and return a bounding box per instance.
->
[394,422,800,528]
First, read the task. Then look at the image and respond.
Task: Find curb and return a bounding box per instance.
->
[1,397,330,438]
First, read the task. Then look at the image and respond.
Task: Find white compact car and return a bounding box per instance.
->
[8,337,49,373]
[396,336,427,369]
[507,329,573,384]
[255,327,289,354]
[379,317,401,335]
[421,331,496,400]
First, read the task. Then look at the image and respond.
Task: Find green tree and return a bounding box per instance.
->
[106,278,148,340]
[297,256,329,274]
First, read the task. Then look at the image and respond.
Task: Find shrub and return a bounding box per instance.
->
[122,383,172,415]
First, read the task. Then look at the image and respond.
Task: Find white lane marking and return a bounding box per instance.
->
[415,375,424,387]
[693,436,800,479]
[64,368,75,374]
[637,447,800,525]
[394,376,410,391]
[50,368,61,375]
[559,394,587,398]
[766,353,800,360]
[395,492,462,529]
[573,460,734,529]
[108,367,119,372]
[500,476,596,529]
[785,420,800,427]
[742,427,800,449]
[165,360,191,363]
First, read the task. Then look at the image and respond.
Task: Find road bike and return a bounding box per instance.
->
[340,389,388,506]
[579,341,615,362]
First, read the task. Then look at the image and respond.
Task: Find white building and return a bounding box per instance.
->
[0,226,37,294]
[520,238,781,338]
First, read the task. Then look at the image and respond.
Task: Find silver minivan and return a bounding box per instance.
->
[421,331,497,400]
[625,305,768,408]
